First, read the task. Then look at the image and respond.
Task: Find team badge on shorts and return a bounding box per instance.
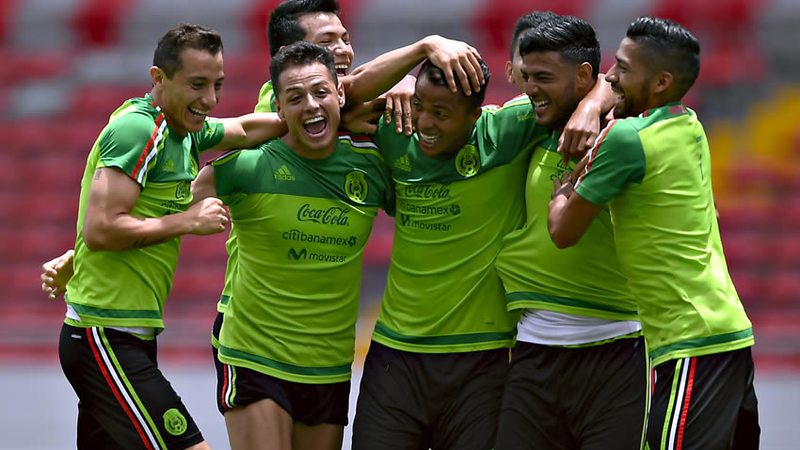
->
[455,145,480,178]
[163,408,188,436]
[345,170,368,204]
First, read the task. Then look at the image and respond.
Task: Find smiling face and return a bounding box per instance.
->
[520,50,584,130]
[298,12,354,77]
[411,75,480,158]
[605,37,655,118]
[275,61,344,159]
[152,47,224,136]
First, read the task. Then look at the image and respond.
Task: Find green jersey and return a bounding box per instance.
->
[214,135,394,383]
[575,103,753,366]
[496,131,638,322]
[217,80,278,316]
[66,95,225,331]
[371,97,549,353]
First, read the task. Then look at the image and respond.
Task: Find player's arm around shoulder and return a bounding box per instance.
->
[83,167,228,251]
[209,113,287,152]
[547,119,643,249]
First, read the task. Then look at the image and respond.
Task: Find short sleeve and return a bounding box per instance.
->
[575,119,646,205]
[476,98,548,164]
[193,119,226,152]
[96,112,162,186]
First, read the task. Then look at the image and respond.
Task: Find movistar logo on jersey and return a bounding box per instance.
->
[297,203,351,226]
[393,154,411,172]
[345,170,368,204]
[288,247,346,262]
[288,247,307,260]
[274,165,296,181]
[455,145,480,178]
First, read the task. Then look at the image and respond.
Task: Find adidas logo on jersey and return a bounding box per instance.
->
[393,154,411,172]
[274,165,295,181]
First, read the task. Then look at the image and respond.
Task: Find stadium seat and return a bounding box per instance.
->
[71,0,135,48]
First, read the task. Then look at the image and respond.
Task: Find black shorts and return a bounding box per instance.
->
[216,357,350,426]
[648,347,760,450]
[352,341,509,450]
[496,336,648,450]
[59,323,204,450]
[211,311,224,408]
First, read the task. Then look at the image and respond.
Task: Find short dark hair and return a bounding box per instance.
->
[268,0,341,57]
[153,24,223,78]
[417,59,490,110]
[626,16,700,98]
[509,11,558,61]
[269,41,338,94]
[519,15,600,79]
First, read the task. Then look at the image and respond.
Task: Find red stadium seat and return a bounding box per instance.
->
[70,0,135,48]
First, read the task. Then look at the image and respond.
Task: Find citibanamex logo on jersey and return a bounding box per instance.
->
[344,170,368,204]
[455,145,480,178]
[297,203,351,226]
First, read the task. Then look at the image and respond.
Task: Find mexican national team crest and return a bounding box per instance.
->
[163,408,187,436]
[455,145,480,178]
[345,170,368,204]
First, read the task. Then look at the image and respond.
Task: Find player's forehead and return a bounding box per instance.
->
[173,48,224,81]
[299,12,347,39]
[278,62,335,91]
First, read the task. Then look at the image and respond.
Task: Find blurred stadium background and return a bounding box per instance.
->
[0,0,797,448]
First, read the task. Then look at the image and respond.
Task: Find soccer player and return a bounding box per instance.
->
[57,24,286,450]
[210,0,468,368]
[194,41,392,450]
[192,39,480,450]
[548,16,760,449]
[350,31,613,444]
[494,14,647,449]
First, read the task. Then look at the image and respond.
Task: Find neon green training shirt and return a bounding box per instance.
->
[214,135,394,383]
[371,96,549,353]
[66,94,225,332]
[575,103,753,366]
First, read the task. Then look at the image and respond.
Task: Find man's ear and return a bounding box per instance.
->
[337,81,346,107]
[275,101,285,120]
[505,60,514,85]
[652,70,673,95]
[575,62,594,93]
[149,66,163,86]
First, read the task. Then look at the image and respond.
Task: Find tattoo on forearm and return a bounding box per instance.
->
[93,170,103,181]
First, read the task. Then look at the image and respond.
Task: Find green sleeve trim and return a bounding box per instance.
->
[374,321,514,346]
[218,345,351,377]
[649,328,754,361]
[218,294,230,306]
[505,292,638,316]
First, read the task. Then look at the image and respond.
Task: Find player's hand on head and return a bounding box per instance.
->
[188,197,229,235]
[423,35,484,96]
[384,75,415,135]
[342,98,385,135]
[40,249,74,301]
